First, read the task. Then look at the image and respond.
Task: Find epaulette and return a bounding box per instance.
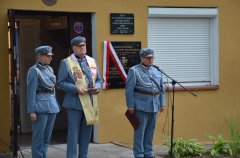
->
[131,64,141,71]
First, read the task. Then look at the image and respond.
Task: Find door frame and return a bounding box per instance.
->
[8,9,97,156]
[17,19,40,133]
[8,9,18,158]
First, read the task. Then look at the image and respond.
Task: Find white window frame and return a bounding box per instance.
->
[148,8,219,87]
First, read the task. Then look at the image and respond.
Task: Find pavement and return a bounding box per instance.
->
[0,142,169,158]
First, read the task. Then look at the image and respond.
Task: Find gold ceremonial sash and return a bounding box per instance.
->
[67,55,99,125]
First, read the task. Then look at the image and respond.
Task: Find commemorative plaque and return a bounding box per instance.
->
[110,13,134,34]
[107,41,141,88]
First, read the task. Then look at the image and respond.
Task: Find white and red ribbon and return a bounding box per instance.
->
[103,41,127,89]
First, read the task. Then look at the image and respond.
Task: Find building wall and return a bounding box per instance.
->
[0,5,11,152]
[1,0,240,152]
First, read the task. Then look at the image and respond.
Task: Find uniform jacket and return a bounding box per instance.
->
[27,62,60,113]
[125,63,165,113]
[57,55,102,110]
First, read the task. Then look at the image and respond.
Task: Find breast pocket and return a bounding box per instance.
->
[153,74,162,83]
[153,73,161,78]
[136,74,151,86]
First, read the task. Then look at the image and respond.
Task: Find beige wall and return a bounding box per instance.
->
[1,0,240,152]
[0,6,11,151]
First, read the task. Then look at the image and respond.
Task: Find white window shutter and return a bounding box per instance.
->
[148,17,212,86]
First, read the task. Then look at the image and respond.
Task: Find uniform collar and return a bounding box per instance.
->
[74,54,86,62]
[140,63,151,69]
[37,61,48,70]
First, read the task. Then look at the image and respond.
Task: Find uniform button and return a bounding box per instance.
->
[40,99,43,100]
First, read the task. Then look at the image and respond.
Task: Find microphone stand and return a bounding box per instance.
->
[153,65,197,158]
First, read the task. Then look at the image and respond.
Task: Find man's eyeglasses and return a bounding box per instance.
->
[144,56,154,60]
[76,44,86,47]
[41,54,52,58]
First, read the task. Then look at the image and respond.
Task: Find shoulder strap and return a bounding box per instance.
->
[149,76,161,91]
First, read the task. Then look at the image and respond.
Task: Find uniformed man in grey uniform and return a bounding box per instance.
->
[57,36,102,158]
[27,45,60,158]
[125,48,165,158]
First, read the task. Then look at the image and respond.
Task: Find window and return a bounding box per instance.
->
[148,8,219,87]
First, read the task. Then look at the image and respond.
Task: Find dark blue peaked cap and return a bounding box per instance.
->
[35,45,53,55]
[139,48,154,57]
[71,36,86,46]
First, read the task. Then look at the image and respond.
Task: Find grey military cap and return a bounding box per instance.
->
[35,45,53,55]
[71,36,86,46]
[139,48,154,57]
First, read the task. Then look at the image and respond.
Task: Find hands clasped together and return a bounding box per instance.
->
[76,86,100,95]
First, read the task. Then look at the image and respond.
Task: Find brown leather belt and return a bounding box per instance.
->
[134,88,160,95]
[37,89,54,94]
